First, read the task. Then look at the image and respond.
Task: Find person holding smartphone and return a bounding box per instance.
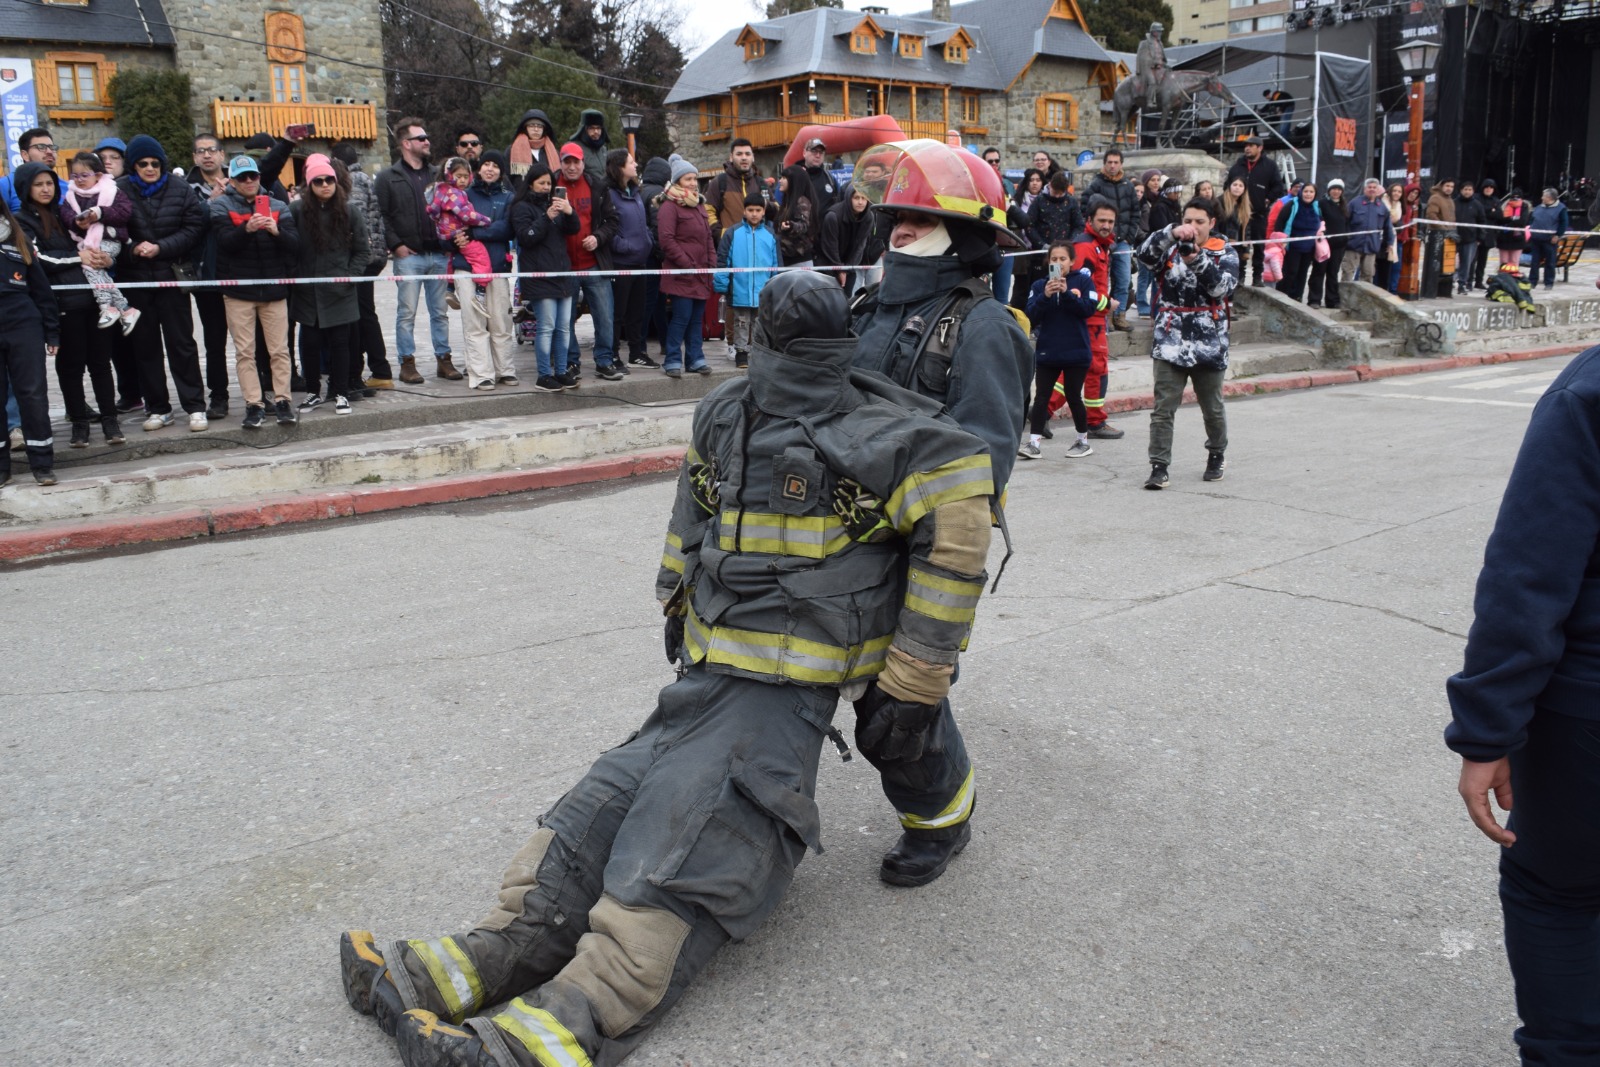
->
[210,155,300,428]
[1021,242,1102,460]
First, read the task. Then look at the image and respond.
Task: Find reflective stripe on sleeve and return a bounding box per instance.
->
[685,603,892,684]
[886,456,995,534]
[406,936,485,1021]
[494,998,595,1067]
[661,531,685,574]
[717,511,851,559]
[899,767,976,830]
[904,567,983,626]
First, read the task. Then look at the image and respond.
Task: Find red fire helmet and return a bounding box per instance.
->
[851,139,1020,247]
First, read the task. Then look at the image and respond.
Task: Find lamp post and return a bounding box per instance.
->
[621,111,643,159]
[1396,36,1441,300]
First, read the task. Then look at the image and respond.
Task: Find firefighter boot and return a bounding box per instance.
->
[395,1010,502,1067]
[880,821,972,887]
[340,930,407,1033]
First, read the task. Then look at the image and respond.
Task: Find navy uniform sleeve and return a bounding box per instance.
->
[947,300,1033,490]
[1446,360,1600,760]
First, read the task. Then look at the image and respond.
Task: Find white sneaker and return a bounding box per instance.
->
[97,308,121,329]
[141,412,174,432]
[120,307,142,336]
[334,395,351,414]
[1017,440,1042,460]
[8,426,23,450]
[189,412,208,432]
[1064,441,1094,459]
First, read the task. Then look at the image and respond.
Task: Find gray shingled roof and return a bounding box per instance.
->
[3,0,176,48]
[667,2,1111,105]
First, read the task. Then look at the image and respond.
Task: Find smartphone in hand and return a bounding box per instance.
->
[1048,263,1062,281]
[552,187,567,200]
[255,195,271,216]
[285,123,316,141]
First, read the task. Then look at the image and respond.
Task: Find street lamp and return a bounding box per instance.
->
[621,110,643,158]
[1396,36,1440,300]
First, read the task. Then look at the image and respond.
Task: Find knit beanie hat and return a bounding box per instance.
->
[304,154,336,183]
[670,158,699,186]
[124,134,168,169]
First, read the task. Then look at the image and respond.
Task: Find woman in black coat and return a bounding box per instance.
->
[1308,180,1351,309]
[0,196,60,485]
[818,187,883,297]
[13,162,122,446]
[510,161,580,390]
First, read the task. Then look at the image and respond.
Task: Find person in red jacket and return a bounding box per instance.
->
[1050,198,1124,438]
[655,159,715,377]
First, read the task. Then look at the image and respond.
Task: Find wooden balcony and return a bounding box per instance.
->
[721,115,951,150]
[211,100,379,142]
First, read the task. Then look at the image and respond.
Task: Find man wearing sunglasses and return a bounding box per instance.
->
[114,134,208,432]
[452,127,485,165]
[376,116,459,384]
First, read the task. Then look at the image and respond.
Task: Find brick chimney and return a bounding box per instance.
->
[933,0,952,22]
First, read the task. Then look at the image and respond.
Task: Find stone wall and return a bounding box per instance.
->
[992,57,1103,163]
[162,0,388,168]
[4,45,175,168]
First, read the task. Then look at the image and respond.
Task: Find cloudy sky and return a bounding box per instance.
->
[677,1,933,59]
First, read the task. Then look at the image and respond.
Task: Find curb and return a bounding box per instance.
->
[4,343,1587,564]
[0,448,684,564]
[1098,343,1587,416]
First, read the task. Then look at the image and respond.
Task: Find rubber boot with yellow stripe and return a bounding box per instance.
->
[397,1000,596,1067]
[395,1010,499,1067]
[339,930,407,1029]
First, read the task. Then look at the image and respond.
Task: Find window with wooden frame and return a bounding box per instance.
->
[744,38,766,60]
[961,92,981,124]
[700,97,727,133]
[852,31,878,54]
[944,42,968,63]
[1035,93,1079,138]
[899,35,924,59]
[265,12,308,103]
[33,52,116,110]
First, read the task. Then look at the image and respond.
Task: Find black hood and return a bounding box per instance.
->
[518,109,554,141]
[11,163,57,215]
[753,270,850,350]
[640,156,672,190]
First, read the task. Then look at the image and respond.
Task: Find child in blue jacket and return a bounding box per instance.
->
[713,192,779,370]
[1021,240,1105,460]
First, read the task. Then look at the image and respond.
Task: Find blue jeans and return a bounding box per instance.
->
[392,251,451,360]
[1110,240,1132,313]
[4,384,17,434]
[532,295,573,379]
[664,296,705,372]
[1135,259,1155,316]
[990,256,1014,304]
[1499,709,1600,1066]
[568,273,616,368]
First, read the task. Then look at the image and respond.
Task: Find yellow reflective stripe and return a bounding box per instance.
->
[1082,395,1105,409]
[685,603,892,683]
[899,767,976,830]
[886,456,995,534]
[905,567,983,625]
[716,511,851,559]
[408,937,484,1021]
[685,444,702,465]
[661,531,686,574]
[494,998,594,1067]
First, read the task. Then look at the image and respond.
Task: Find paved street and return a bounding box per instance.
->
[2,356,1575,1066]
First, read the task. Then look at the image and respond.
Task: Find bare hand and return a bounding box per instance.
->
[1458,756,1516,847]
[1109,297,1120,312]
[46,344,59,358]
[393,244,415,258]
[781,220,791,230]
[134,242,160,258]
[1044,276,1067,296]
[581,235,598,252]
[245,215,270,232]
[1173,223,1198,243]
[80,248,114,269]
[454,231,470,248]
[546,203,564,220]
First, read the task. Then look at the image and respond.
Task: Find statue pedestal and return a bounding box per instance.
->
[1073,149,1227,199]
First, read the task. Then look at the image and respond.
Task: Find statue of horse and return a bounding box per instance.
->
[1111,71,1234,148]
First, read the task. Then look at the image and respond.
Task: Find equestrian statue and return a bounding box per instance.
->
[1111,23,1234,148]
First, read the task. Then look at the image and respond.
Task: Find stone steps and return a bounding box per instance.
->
[1106,340,1321,394]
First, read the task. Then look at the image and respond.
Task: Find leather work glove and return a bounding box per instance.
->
[663,615,685,666]
[854,683,940,763]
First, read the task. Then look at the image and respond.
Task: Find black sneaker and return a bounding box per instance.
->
[69,422,91,449]
[1144,464,1170,490]
[629,354,660,368]
[735,352,748,369]
[558,368,580,389]
[206,400,229,420]
[1039,426,1053,440]
[33,468,57,486]
[299,394,326,411]
[274,399,298,425]
[115,397,145,414]
[594,362,625,381]
[1087,422,1125,440]
[242,404,265,429]
[533,375,564,392]
[1203,451,1226,482]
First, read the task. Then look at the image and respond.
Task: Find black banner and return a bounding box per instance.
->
[1314,52,1371,192]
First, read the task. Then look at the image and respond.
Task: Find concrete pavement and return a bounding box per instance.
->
[0,356,1567,1065]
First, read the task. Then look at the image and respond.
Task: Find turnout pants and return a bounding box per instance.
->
[1498,709,1600,1066]
[0,314,54,478]
[385,668,833,1067]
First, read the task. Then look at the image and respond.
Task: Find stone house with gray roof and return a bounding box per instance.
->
[2,0,385,183]
[664,0,1121,171]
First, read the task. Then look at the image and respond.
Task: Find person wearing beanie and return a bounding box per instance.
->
[1474,178,1502,290]
[116,134,211,432]
[656,158,715,377]
[712,188,778,369]
[329,142,394,388]
[458,148,517,389]
[289,153,367,419]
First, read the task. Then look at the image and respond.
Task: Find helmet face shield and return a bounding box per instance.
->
[853,139,1021,247]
